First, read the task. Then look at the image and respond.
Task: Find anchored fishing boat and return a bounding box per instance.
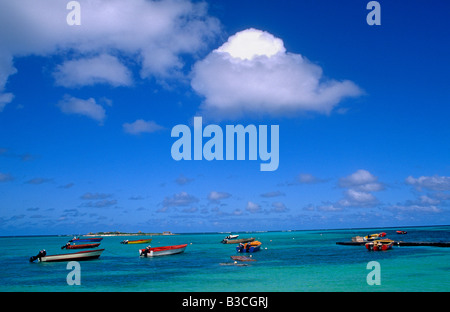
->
[365,239,394,251]
[396,230,407,234]
[69,236,103,243]
[61,242,100,249]
[236,241,262,253]
[139,244,187,257]
[222,237,255,244]
[120,238,152,244]
[223,234,239,240]
[364,232,386,241]
[29,249,104,262]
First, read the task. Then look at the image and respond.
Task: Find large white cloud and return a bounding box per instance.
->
[191,28,362,120]
[0,0,220,110]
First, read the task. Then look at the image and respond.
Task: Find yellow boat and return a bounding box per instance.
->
[364,232,386,241]
[120,238,152,244]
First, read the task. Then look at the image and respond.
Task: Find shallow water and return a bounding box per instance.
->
[1,226,449,291]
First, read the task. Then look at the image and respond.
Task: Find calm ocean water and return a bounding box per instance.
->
[1,226,449,292]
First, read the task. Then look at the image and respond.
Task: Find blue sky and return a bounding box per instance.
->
[1,0,449,235]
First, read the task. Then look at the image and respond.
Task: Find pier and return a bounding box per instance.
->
[336,241,450,247]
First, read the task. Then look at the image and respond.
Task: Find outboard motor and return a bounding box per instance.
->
[140,246,151,257]
[29,250,46,262]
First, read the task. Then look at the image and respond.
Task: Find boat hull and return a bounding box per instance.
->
[70,237,103,243]
[65,243,100,249]
[365,242,393,251]
[139,244,187,257]
[222,237,255,244]
[364,232,387,241]
[39,249,104,262]
[121,239,152,244]
[236,241,262,253]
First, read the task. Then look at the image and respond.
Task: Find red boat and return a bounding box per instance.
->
[366,239,394,251]
[396,230,407,234]
[62,242,101,249]
[139,244,187,257]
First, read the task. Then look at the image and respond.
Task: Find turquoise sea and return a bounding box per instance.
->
[1,226,449,292]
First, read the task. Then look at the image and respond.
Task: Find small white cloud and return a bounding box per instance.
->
[336,169,384,208]
[246,201,261,213]
[175,174,194,185]
[53,54,132,87]
[271,201,288,213]
[342,189,376,205]
[191,28,362,120]
[260,191,285,198]
[161,191,199,210]
[298,173,327,184]
[0,51,17,112]
[57,95,107,124]
[207,191,231,202]
[0,172,14,182]
[80,192,112,200]
[216,28,285,60]
[25,177,53,185]
[0,93,14,112]
[339,169,377,188]
[123,119,164,135]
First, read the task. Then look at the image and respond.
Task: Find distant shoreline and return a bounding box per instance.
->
[84,232,175,237]
[1,225,448,238]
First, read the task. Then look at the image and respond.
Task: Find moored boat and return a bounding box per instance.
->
[121,238,152,244]
[230,256,256,262]
[236,241,262,253]
[61,242,101,249]
[364,232,386,241]
[139,244,187,257]
[365,239,393,251]
[69,236,103,243]
[223,234,239,240]
[222,237,255,244]
[396,230,407,234]
[29,249,104,262]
